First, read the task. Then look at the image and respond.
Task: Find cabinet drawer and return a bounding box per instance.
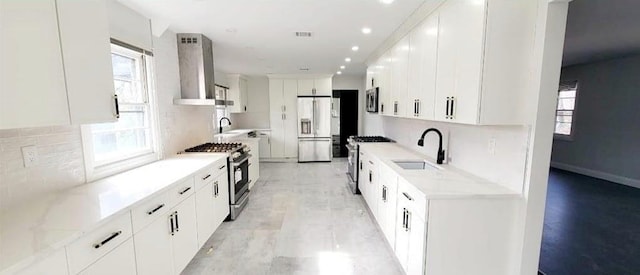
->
[397,178,428,221]
[195,158,227,191]
[130,191,170,233]
[167,177,195,208]
[66,212,133,275]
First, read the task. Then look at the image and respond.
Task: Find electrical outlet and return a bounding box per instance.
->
[21,145,39,167]
[488,138,496,155]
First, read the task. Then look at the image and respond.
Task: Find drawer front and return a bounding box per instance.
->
[195,158,227,191]
[130,191,170,233]
[66,212,133,275]
[397,178,428,220]
[168,177,195,208]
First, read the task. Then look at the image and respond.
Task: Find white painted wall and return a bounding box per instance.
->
[551,54,640,187]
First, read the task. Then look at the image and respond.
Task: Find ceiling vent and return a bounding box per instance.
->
[295,31,312,37]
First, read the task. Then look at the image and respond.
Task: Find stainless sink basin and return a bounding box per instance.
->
[392,160,442,171]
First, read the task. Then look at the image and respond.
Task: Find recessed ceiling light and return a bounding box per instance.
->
[345,58,351,62]
[351,46,359,51]
[340,65,346,69]
[361,27,372,34]
[380,0,394,4]
[337,71,342,75]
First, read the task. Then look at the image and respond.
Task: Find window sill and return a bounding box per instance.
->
[87,152,159,182]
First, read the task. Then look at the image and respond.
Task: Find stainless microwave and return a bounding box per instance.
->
[366,87,379,113]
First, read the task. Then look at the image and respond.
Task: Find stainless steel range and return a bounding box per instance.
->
[184,142,251,220]
[346,136,394,194]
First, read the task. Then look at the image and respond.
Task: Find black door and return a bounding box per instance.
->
[333,90,358,157]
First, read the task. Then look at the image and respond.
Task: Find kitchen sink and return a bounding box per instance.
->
[392,160,442,171]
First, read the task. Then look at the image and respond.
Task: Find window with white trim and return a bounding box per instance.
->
[554,81,578,138]
[82,43,160,181]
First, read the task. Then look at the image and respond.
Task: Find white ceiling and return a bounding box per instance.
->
[563,0,640,66]
[118,0,425,76]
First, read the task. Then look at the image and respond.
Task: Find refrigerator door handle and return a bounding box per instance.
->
[313,99,318,134]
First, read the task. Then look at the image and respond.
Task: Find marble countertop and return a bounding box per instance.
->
[213,128,270,140]
[0,154,227,273]
[358,143,520,200]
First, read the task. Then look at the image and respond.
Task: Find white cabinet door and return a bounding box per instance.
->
[79,238,136,275]
[407,215,427,275]
[378,175,398,247]
[258,131,271,159]
[16,249,68,275]
[0,0,70,129]
[314,78,332,96]
[268,79,285,158]
[57,0,116,125]
[407,14,439,120]
[228,75,248,113]
[435,0,486,124]
[366,68,375,90]
[391,36,410,117]
[133,212,174,275]
[395,198,411,273]
[378,52,393,116]
[364,158,379,218]
[195,182,215,248]
[212,172,230,231]
[240,77,248,112]
[171,195,199,273]
[283,79,298,158]
[297,79,314,96]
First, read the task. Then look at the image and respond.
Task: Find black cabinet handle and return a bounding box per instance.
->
[445,97,450,118]
[174,211,179,232]
[381,103,384,113]
[93,231,122,249]
[402,209,407,229]
[202,174,211,181]
[147,204,165,215]
[359,161,362,170]
[450,97,455,119]
[179,187,191,195]
[113,95,120,119]
[244,106,247,112]
[369,171,372,182]
[214,181,219,197]
[219,165,226,170]
[406,210,412,232]
[402,192,413,201]
[170,214,175,235]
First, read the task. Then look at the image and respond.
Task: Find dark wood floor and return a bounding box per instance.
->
[539,168,640,275]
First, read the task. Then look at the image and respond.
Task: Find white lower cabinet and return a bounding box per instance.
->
[395,192,427,275]
[134,194,199,275]
[211,173,230,231]
[377,166,398,246]
[78,238,136,275]
[195,181,216,248]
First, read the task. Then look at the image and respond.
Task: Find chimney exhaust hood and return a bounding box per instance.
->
[173,33,228,106]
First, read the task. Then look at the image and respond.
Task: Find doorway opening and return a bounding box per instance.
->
[331,90,358,158]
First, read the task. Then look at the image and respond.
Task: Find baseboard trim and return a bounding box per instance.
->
[550,161,640,189]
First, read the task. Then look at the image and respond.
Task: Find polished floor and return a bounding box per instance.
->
[183,160,403,275]
[539,168,640,275]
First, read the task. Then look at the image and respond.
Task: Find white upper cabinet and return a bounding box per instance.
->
[390,36,410,117]
[227,74,248,113]
[434,0,536,125]
[407,14,439,120]
[377,52,393,116]
[297,77,332,96]
[0,0,117,129]
[57,0,116,125]
[0,0,70,129]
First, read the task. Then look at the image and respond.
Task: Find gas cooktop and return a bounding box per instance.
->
[184,142,244,153]
[349,136,394,143]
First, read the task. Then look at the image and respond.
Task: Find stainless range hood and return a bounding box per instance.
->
[173,33,226,106]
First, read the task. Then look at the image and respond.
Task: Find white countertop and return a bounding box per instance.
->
[213,128,270,141]
[358,143,520,199]
[0,154,227,273]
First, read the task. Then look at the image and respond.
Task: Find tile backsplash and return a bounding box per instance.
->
[0,126,85,209]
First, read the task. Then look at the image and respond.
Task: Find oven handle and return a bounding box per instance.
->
[232,154,252,166]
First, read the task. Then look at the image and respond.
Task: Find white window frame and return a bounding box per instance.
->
[554,80,579,141]
[81,43,162,182]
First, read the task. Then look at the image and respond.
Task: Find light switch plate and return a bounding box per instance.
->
[21,145,39,167]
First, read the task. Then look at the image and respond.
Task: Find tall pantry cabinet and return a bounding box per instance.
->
[268,78,298,159]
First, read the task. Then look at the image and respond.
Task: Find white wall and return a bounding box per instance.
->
[551,54,640,187]
[331,75,366,135]
[230,75,271,129]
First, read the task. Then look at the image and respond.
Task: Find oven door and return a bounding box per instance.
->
[230,155,250,204]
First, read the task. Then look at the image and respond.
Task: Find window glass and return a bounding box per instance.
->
[554,82,578,137]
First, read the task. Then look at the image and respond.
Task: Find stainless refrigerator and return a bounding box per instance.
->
[297,96,332,162]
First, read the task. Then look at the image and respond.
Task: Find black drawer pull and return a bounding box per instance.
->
[179,187,192,195]
[402,192,413,201]
[218,165,226,170]
[147,204,165,215]
[202,174,211,181]
[93,231,122,249]
[170,213,175,235]
[174,211,179,232]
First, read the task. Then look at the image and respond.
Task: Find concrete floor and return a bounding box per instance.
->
[183,160,403,275]
[539,168,640,275]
